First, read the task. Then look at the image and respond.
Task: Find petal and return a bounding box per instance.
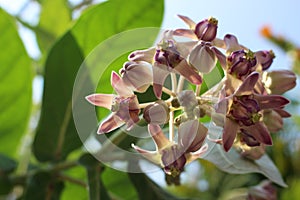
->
[177,14,196,29]
[148,124,170,150]
[111,71,133,96]
[176,41,198,59]
[189,43,217,74]
[131,144,161,165]
[128,47,156,63]
[98,114,124,134]
[273,108,291,118]
[178,120,208,152]
[224,34,241,53]
[152,64,170,99]
[211,46,226,69]
[223,118,239,152]
[235,72,259,96]
[85,94,114,109]
[243,122,272,145]
[254,94,290,109]
[173,29,198,39]
[175,59,202,84]
[122,61,153,93]
[186,143,209,163]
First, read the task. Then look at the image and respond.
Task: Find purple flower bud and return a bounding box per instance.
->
[120,61,152,93]
[247,180,277,200]
[262,70,296,94]
[240,145,265,160]
[194,17,218,41]
[255,50,275,70]
[143,100,169,125]
[228,50,257,79]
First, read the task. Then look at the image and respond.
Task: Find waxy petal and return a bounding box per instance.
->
[98,114,124,134]
[85,94,114,109]
[186,143,209,163]
[152,64,170,99]
[211,46,226,69]
[223,118,239,152]
[111,71,133,96]
[128,47,156,63]
[177,14,196,29]
[173,29,198,39]
[254,94,290,109]
[131,144,161,165]
[235,72,259,96]
[243,122,272,145]
[148,124,171,150]
[178,120,208,152]
[189,43,217,73]
[175,59,202,84]
[224,34,242,53]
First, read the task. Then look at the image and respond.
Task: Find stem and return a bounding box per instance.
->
[169,110,174,142]
[177,75,185,93]
[162,86,176,97]
[170,72,177,93]
[58,174,87,187]
[195,84,201,96]
[139,102,153,109]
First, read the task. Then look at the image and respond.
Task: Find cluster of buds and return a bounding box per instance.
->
[86,15,296,184]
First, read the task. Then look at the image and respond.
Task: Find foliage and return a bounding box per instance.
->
[0,0,299,199]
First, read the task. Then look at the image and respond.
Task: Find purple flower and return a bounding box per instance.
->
[86,72,140,134]
[255,50,275,70]
[175,15,218,42]
[216,72,290,151]
[227,49,257,80]
[132,120,208,179]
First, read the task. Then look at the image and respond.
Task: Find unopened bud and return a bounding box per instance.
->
[143,100,169,125]
[194,17,218,41]
[262,70,296,94]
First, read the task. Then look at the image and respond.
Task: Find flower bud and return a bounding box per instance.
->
[143,100,169,125]
[263,110,283,132]
[194,17,218,41]
[120,61,152,93]
[247,180,277,200]
[240,145,265,160]
[228,50,257,79]
[255,50,275,70]
[262,70,296,94]
[188,42,217,73]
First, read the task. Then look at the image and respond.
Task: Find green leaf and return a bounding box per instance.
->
[71,0,164,56]
[203,144,287,187]
[0,154,17,174]
[128,172,180,200]
[0,9,32,157]
[79,154,111,200]
[200,62,224,94]
[37,0,71,52]
[0,175,13,195]
[33,32,85,162]
[102,168,138,200]
[22,171,64,200]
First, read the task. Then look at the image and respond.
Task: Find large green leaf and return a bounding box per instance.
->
[203,143,287,187]
[71,0,164,56]
[0,9,32,157]
[33,32,85,162]
[36,0,71,52]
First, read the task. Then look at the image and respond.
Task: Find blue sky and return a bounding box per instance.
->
[1,0,299,70]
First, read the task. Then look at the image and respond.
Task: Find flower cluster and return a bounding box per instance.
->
[86,15,296,184]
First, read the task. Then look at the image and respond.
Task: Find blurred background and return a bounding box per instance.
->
[0,0,299,199]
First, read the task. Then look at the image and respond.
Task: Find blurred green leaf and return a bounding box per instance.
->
[200,62,224,94]
[37,0,71,52]
[33,32,84,162]
[0,175,13,195]
[71,0,164,56]
[22,171,64,200]
[128,172,180,200]
[0,9,32,157]
[79,153,111,200]
[102,168,138,200]
[0,154,17,174]
[60,165,87,200]
[203,144,287,187]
